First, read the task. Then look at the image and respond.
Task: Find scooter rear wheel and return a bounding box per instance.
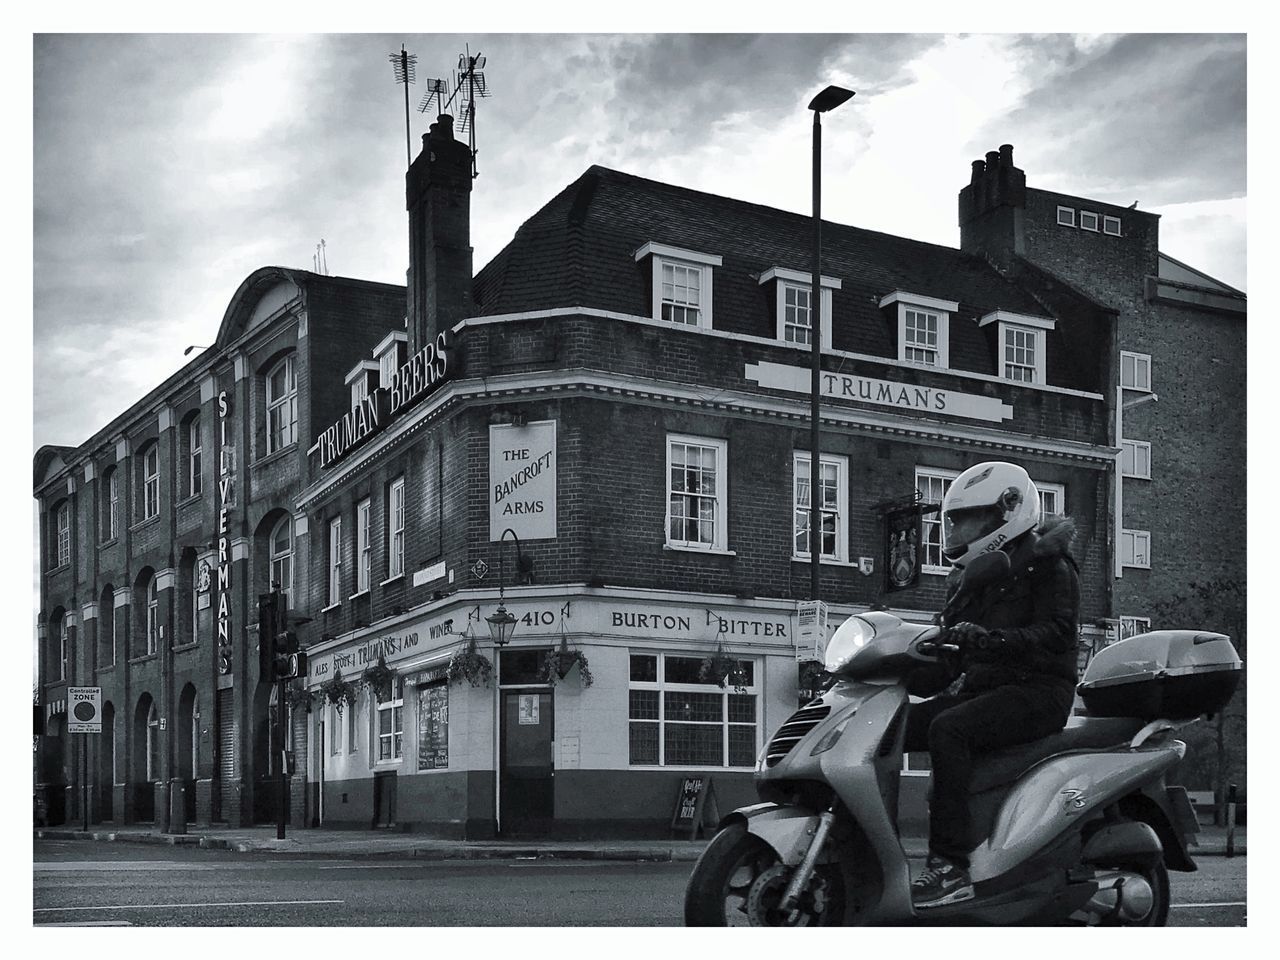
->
[684,823,844,926]
[1097,859,1170,927]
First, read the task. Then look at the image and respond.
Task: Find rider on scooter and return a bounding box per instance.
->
[907,461,1081,908]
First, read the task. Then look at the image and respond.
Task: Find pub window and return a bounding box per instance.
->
[881,291,955,368]
[388,477,405,579]
[327,516,343,607]
[634,242,721,330]
[356,499,372,593]
[55,501,71,568]
[762,269,837,348]
[265,355,298,454]
[666,434,729,551]
[329,702,344,755]
[377,677,404,762]
[103,466,119,541]
[347,698,359,754]
[792,453,848,563]
[270,515,294,609]
[628,652,758,768]
[1001,323,1044,383]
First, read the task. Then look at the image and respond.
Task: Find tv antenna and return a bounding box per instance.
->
[389,44,417,170]
[427,45,490,179]
[313,239,328,276]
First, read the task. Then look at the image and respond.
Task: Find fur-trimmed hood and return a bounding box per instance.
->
[1032,516,1077,559]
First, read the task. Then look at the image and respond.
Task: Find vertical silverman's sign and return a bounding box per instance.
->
[217,390,235,675]
[489,420,556,541]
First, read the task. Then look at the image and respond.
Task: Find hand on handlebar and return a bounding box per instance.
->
[947,622,1006,658]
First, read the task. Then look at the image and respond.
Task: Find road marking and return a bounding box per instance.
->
[35,921,133,927]
[35,862,220,872]
[1170,901,1247,909]
[34,899,344,912]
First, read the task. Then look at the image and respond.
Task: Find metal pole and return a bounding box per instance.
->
[277,678,287,840]
[1226,782,1237,858]
[810,107,823,602]
[82,733,89,833]
[402,50,412,170]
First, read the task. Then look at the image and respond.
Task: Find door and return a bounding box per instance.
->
[215,689,236,823]
[500,691,554,835]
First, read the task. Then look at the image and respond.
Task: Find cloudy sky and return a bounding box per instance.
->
[32,31,1246,453]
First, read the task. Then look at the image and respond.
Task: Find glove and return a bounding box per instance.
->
[949,622,1005,660]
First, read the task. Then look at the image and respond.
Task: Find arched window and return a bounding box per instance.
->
[146,702,160,782]
[103,466,119,540]
[270,516,294,609]
[187,415,203,498]
[145,574,159,655]
[265,355,298,454]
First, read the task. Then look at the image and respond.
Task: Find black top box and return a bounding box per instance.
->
[1078,631,1242,721]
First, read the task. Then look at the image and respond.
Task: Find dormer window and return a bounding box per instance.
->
[979,310,1056,384]
[374,331,409,389]
[879,291,956,368]
[345,360,379,412]
[759,267,839,348]
[634,242,722,329]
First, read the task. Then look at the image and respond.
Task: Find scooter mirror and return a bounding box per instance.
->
[959,550,1010,591]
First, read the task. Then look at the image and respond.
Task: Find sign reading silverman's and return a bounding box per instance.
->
[745,361,1015,423]
[217,390,235,675]
[312,331,451,469]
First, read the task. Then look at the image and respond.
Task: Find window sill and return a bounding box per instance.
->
[130,515,161,533]
[374,758,403,768]
[1121,564,1152,571]
[176,493,203,508]
[380,573,405,588]
[663,544,736,557]
[171,642,199,654]
[349,589,370,601]
[99,537,119,549]
[791,556,858,568]
[320,601,343,614]
[96,664,115,672]
[1122,474,1152,482]
[129,654,159,665]
[922,566,951,577]
[254,443,298,470]
[46,562,72,575]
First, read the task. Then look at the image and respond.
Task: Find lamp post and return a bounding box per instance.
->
[486,527,523,646]
[807,85,855,602]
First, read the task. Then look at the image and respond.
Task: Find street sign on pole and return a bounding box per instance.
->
[67,687,102,734]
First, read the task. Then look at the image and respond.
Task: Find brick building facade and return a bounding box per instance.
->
[35,269,404,828]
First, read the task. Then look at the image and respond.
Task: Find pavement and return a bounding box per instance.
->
[33,822,1245,862]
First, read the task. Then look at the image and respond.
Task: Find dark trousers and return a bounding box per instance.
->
[905,683,1073,868]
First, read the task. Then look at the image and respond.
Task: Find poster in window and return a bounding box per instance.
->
[417,683,448,770]
[885,505,922,592]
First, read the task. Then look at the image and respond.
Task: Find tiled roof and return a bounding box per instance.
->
[473,165,1056,378]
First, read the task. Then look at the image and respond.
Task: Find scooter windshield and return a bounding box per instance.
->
[824,615,875,674]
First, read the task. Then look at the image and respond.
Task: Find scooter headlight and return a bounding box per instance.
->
[824,616,875,673]
[809,715,854,756]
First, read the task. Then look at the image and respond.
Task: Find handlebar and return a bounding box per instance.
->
[916,640,961,656]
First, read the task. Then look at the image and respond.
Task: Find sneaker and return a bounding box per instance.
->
[911,854,975,908]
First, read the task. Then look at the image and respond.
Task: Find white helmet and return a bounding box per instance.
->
[940,461,1041,568]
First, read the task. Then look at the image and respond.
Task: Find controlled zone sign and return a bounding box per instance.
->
[67,686,102,734]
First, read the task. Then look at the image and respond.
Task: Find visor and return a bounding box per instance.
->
[942,505,1006,560]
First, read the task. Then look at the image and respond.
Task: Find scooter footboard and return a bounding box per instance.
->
[720,803,821,866]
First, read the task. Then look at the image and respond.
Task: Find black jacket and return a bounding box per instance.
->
[921,518,1081,695]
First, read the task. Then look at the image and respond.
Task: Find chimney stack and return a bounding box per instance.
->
[405,113,474,357]
[959,143,1027,270]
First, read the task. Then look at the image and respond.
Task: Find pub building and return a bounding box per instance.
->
[289,120,1203,839]
[37,116,1244,837]
[34,269,405,828]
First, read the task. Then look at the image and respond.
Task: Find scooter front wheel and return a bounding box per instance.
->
[684,823,844,926]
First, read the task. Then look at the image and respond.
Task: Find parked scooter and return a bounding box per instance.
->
[684,553,1241,926]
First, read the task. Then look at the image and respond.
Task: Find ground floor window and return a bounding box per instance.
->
[377,678,404,762]
[628,652,757,767]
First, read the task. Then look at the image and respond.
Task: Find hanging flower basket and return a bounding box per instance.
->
[447,634,493,687]
[320,670,358,715]
[542,635,593,687]
[700,642,750,694]
[286,680,316,714]
[363,655,397,703]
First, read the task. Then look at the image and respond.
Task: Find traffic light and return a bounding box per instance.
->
[273,632,309,680]
[258,592,279,677]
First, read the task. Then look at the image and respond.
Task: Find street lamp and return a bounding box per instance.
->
[486,527,523,646]
[807,85,854,602]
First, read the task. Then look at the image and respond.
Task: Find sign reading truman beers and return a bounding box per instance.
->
[490,420,556,540]
[313,330,451,469]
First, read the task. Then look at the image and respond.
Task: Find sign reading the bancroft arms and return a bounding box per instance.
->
[313,331,452,469]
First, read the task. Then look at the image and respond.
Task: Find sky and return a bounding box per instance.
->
[31,31,1247,453]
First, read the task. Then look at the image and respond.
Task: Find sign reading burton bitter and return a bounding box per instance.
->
[314,331,451,469]
[217,390,235,675]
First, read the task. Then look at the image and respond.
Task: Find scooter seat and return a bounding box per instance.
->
[968,716,1147,795]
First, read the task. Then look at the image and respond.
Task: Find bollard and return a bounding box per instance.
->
[1225,783,1237,858]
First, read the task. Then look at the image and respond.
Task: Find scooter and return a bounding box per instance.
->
[684,553,1239,926]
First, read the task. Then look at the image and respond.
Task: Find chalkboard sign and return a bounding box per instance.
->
[417,682,449,770]
[671,776,719,839]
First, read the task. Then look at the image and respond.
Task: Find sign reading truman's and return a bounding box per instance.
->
[489,420,556,540]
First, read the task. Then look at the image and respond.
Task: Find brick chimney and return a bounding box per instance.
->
[958,143,1026,271]
[406,114,474,356]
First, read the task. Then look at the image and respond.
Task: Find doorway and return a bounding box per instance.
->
[499,690,554,835]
